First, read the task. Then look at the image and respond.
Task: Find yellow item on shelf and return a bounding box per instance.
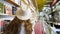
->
[21,0,29,5]
[36,0,47,11]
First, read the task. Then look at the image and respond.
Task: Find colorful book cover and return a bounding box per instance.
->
[12,6,17,15]
[4,5,12,15]
[0,2,4,14]
[0,20,4,32]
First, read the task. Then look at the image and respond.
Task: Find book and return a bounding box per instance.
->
[0,20,11,32]
[0,20,4,32]
[0,2,4,14]
[12,6,17,15]
[4,5,12,15]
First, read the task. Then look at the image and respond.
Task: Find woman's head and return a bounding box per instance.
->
[15,7,32,20]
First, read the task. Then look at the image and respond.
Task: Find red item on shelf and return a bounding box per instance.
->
[1,21,4,27]
[34,20,46,34]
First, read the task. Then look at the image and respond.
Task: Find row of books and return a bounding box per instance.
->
[0,2,17,15]
[0,20,11,32]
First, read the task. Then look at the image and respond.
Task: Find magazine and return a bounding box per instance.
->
[0,2,4,14]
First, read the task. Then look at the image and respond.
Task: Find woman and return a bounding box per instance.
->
[2,8,32,34]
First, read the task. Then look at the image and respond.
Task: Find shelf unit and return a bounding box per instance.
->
[0,14,8,15]
[0,15,14,20]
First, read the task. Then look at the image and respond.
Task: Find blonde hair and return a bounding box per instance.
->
[3,16,32,34]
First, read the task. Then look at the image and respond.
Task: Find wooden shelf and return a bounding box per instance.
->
[6,0,20,7]
[0,13,15,17]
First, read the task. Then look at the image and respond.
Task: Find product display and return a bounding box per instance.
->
[0,2,4,14]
